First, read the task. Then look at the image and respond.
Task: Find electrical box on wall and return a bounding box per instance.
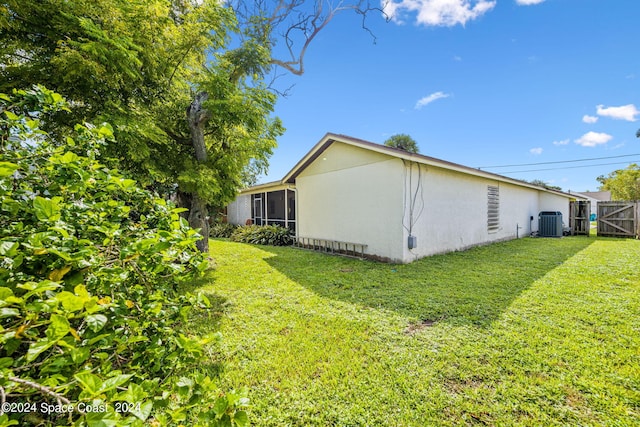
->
[408,235,417,249]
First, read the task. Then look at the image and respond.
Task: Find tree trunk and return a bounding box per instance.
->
[188,193,210,253]
[186,91,210,253]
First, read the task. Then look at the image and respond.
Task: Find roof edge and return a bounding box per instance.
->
[237,180,294,195]
[280,133,585,200]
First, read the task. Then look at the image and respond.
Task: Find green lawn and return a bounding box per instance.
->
[193,237,640,426]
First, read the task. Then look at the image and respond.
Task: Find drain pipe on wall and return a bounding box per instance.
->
[290,188,298,241]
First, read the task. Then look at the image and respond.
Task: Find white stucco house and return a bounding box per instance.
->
[226,133,584,263]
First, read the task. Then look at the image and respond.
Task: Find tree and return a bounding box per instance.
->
[597,163,640,200]
[384,134,420,153]
[0,0,381,252]
[528,179,562,191]
[0,87,251,425]
[0,0,282,253]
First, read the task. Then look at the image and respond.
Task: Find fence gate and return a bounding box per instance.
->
[569,200,591,236]
[597,202,639,238]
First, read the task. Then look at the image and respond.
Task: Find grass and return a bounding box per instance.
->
[193,237,640,426]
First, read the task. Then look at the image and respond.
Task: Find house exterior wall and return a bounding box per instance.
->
[227,194,251,225]
[295,142,405,262]
[226,136,578,264]
[401,164,571,262]
[499,182,541,237]
[539,192,570,220]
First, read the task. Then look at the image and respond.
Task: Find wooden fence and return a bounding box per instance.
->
[569,201,591,236]
[597,201,639,238]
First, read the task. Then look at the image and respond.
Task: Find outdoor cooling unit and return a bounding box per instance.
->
[538,211,563,237]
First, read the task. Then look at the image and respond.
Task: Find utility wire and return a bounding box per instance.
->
[477,153,640,169]
[498,159,640,174]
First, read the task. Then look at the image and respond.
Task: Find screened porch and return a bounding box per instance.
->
[251,189,296,232]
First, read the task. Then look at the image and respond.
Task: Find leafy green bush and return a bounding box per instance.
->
[230,225,293,246]
[0,87,248,426]
[210,223,238,238]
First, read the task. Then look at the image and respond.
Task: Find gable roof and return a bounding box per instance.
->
[574,191,611,201]
[279,133,584,200]
[236,180,295,195]
[238,132,585,200]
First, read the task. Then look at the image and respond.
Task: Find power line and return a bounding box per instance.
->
[477,153,640,169]
[499,160,640,174]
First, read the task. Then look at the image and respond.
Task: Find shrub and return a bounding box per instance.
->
[230,225,293,246]
[0,87,248,426]
[210,222,238,238]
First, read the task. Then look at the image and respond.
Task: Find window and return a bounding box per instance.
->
[487,185,499,232]
[251,190,296,232]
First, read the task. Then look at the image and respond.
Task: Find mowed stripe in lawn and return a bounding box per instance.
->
[200,238,639,426]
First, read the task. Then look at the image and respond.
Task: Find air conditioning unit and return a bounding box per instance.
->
[538,211,563,237]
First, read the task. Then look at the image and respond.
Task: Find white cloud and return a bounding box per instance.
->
[516,0,545,5]
[415,91,450,109]
[382,0,497,27]
[529,147,543,155]
[574,131,613,147]
[596,104,639,122]
[552,139,570,146]
[582,115,598,124]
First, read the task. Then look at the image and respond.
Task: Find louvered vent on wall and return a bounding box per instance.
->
[487,185,500,232]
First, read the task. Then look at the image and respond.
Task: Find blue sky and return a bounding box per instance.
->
[260,0,639,192]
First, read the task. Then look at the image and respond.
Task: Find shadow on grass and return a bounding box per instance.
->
[178,269,229,377]
[179,269,228,332]
[261,237,595,328]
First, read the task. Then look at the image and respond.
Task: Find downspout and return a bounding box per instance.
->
[264,191,268,225]
[291,188,298,240]
[284,188,288,229]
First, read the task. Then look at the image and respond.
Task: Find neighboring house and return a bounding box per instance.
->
[227,133,585,263]
[571,191,612,219]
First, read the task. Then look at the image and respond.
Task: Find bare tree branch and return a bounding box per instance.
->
[0,385,6,416]
[267,69,296,97]
[8,376,71,407]
[230,1,387,77]
[271,1,335,76]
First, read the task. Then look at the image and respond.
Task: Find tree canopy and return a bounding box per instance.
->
[0,0,287,251]
[0,86,252,425]
[1,0,381,251]
[528,179,562,191]
[1,0,281,195]
[597,163,640,201]
[384,134,420,154]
